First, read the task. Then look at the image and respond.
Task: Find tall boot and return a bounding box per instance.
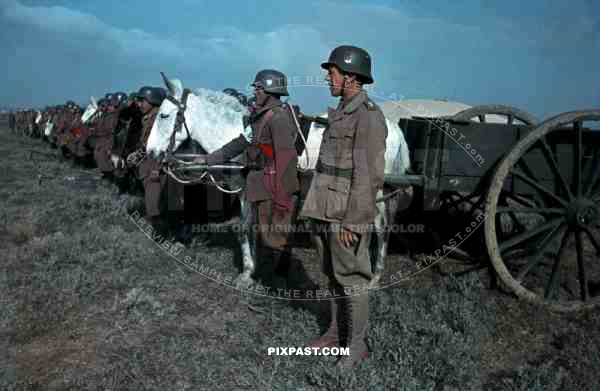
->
[114,172,130,194]
[146,215,168,239]
[307,294,340,349]
[336,293,369,369]
[273,249,292,277]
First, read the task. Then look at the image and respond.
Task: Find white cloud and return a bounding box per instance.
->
[0,0,597,116]
[1,0,185,61]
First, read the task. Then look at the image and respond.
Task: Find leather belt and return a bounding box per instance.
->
[316,161,353,178]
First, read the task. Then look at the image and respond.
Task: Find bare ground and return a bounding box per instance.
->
[1,128,599,390]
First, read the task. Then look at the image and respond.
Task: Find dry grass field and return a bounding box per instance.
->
[1,125,599,390]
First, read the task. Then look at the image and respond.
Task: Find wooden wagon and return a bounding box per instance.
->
[383,104,600,312]
[167,99,600,312]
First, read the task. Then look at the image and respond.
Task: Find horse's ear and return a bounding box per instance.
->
[160,71,177,97]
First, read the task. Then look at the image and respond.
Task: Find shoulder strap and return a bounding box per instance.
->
[364,99,377,111]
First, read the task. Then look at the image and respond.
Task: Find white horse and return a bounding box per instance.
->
[146,73,411,287]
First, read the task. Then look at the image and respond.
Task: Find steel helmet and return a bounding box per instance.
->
[133,86,166,106]
[111,91,128,107]
[251,69,289,96]
[321,45,374,84]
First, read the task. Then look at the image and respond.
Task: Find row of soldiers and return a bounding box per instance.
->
[7,44,387,370]
[9,86,244,241]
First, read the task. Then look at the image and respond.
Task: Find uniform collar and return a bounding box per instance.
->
[253,95,283,117]
[340,91,367,114]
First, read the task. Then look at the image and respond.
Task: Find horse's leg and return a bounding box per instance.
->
[370,189,389,289]
[234,194,256,286]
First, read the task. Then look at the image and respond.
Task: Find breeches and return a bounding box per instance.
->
[314,222,373,289]
[94,135,113,173]
[138,158,166,217]
[253,197,297,252]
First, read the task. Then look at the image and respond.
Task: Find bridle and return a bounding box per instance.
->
[160,88,244,194]
[165,88,193,159]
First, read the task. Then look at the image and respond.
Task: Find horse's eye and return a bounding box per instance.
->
[160,114,170,119]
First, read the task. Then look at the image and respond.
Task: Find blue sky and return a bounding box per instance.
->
[1,0,598,119]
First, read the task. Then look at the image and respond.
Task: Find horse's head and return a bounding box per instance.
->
[145,73,185,157]
[146,72,250,157]
[81,96,98,124]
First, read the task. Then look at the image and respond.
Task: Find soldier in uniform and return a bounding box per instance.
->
[15,110,22,134]
[127,86,166,225]
[55,102,76,148]
[65,103,86,157]
[94,94,124,179]
[49,105,64,146]
[8,111,16,133]
[111,92,143,192]
[300,45,387,368]
[195,70,300,281]
[73,98,105,162]
[58,102,82,153]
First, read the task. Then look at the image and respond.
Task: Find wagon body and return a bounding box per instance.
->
[395,115,600,209]
[381,105,600,312]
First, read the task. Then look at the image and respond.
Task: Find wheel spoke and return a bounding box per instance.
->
[537,137,574,202]
[499,217,565,253]
[544,229,571,299]
[575,230,589,301]
[496,207,565,215]
[511,168,569,207]
[574,121,583,197]
[582,228,600,255]
[517,158,539,183]
[517,223,565,281]
[504,193,538,208]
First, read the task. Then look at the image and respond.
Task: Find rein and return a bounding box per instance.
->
[166,88,193,158]
[162,88,243,194]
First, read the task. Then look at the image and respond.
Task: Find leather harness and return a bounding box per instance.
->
[166,88,193,156]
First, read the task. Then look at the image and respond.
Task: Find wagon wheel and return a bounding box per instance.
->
[452,104,539,126]
[485,109,600,312]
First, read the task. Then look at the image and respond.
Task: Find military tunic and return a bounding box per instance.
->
[8,112,15,132]
[74,111,100,158]
[93,109,120,173]
[207,95,300,251]
[136,108,164,218]
[299,91,387,287]
[112,103,142,179]
[113,103,142,159]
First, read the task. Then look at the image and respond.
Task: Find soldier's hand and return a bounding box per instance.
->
[338,227,358,248]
